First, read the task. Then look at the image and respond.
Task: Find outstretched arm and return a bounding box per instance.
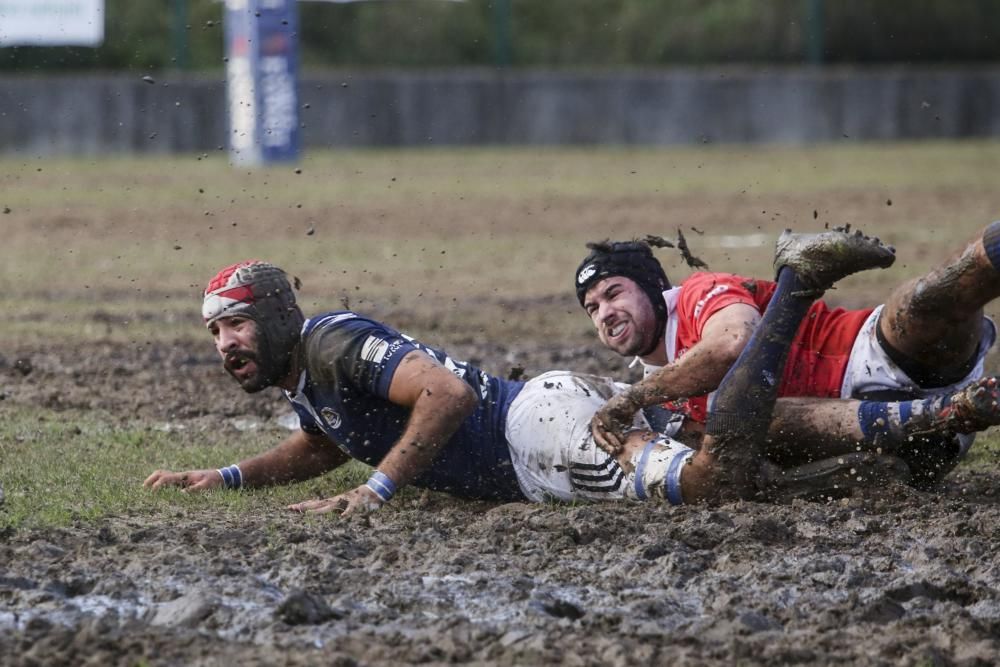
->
[144,428,349,492]
[288,349,477,516]
[592,303,760,454]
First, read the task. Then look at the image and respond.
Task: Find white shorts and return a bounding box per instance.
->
[841,305,996,399]
[504,371,694,503]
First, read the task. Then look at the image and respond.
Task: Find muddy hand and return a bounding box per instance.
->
[591,396,635,455]
[287,484,384,516]
[143,469,222,493]
[947,375,1000,432]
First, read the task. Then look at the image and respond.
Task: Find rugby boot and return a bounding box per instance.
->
[757,451,912,502]
[774,226,896,296]
[894,433,962,491]
[887,376,1000,491]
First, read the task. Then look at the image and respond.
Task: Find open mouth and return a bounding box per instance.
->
[225,351,257,375]
[608,321,628,340]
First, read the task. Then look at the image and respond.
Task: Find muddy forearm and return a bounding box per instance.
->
[764,398,870,465]
[620,344,739,411]
[620,304,759,411]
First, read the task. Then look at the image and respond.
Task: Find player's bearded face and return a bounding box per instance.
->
[225,346,269,392]
[585,277,659,358]
[214,317,273,393]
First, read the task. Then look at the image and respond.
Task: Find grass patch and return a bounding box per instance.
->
[4,141,1000,207]
[4,404,1000,531]
[0,406,369,531]
[957,430,1000,471]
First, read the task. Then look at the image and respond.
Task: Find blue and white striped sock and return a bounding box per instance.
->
[858,395,953,442]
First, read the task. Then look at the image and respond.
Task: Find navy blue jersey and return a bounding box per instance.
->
[284,311,526,501]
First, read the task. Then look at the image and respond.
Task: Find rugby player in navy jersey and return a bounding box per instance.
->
[145,229,1000,513]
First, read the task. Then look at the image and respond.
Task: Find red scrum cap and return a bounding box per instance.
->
[202,260,305,388]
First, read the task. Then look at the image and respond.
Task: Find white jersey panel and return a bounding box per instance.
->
[504,371,692,502]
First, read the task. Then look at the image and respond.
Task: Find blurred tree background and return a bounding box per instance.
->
[1,0,998,72]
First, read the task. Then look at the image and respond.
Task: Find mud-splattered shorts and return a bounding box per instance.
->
[504,371,694,503]
[842,305,997,455]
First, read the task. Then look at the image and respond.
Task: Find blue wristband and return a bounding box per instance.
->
[366,470,397,502]
[217,464,243,490]
[633,440,658,501]
[666,450,693,506]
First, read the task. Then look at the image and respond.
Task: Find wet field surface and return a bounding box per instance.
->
[4,337,1000,666]
[2,144,1000,664]
[4,477,1000,665]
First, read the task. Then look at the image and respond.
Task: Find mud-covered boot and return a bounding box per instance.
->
[705,226,898,502]
[890,376,1000,490]
[882,376,1000,490]
[774,226,896,296]
[758,452,912,502]
[895,434,962,491]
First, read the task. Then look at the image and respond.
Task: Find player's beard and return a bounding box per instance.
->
[224,348,266,393]
[613,320,657,358]
[224,337,284,393]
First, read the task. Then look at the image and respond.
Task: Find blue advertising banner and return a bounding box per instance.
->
[224,0,299,166]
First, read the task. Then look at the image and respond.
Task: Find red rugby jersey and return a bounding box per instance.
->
[664,272,872,423]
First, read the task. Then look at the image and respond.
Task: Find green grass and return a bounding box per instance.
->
[4,141,1000,207]
[3,141,999,345]
[3,142,1000,529]
[0,405,370,530]
[4,402,1000,531]
[959,430,1000,470]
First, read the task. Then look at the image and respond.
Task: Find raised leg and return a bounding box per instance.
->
[685,228,895,503]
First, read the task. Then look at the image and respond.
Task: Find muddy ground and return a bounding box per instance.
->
[4,325,1000,667]
[3,157,1000,665]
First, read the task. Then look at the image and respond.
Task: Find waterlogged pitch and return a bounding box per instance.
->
[3,143,1000,664]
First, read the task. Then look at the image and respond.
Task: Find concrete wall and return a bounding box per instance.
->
[2,67,999,155]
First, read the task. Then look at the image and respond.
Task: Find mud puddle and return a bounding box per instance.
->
[5,483,1000,665]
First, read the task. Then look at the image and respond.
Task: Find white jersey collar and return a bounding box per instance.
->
[284,369,308,400]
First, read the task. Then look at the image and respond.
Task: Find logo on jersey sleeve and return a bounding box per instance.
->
[693,284,730,320]
[570,457,625,494]
[361,335,390,364]
[399,332,491,398]
[320,407,342,430]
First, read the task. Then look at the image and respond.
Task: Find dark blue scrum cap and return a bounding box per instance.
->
[574,240,671,309]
